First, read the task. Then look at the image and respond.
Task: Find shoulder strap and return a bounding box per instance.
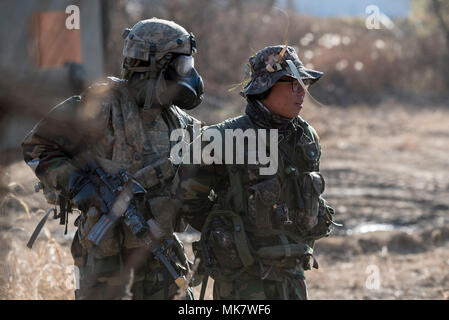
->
[219,115,257,213]
[296,116,321,155]
[278,118,321,172]
[199,209,255,282]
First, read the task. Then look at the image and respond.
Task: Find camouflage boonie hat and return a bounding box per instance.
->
[242,45,323,96]
[122,18,196,62]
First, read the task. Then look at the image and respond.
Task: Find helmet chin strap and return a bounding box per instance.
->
[155,70,169,107]
[144,45,159,110]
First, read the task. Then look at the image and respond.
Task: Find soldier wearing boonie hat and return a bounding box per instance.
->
[175,45,339,300]
[242,45,322,97]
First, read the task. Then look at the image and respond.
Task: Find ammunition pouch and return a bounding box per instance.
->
[302,172,324,222]
[245,170,334,241]
[291,171,324,234]
[256,241,316,271]
[247,177,280,230]
[194,210,254,281]
[306,198,337,240]
[195,208,317,282]
[191,115,335,283]
[294,171,336,241]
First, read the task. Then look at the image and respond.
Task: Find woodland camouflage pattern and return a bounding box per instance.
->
[176,111,332,299]
[176,46,335,300]
[242,45,323,96]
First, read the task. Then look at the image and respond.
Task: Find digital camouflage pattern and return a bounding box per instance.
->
[123,18,195,62]
[22,17,204,300]
[213,276,308,300]
[175,46,335,300]
[176,107,330,300]
[23,71,200,299]
[175,109,333,299]
[242,45,323,96]
[121,18,202,110]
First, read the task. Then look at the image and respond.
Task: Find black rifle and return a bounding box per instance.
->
[83,156,187,288]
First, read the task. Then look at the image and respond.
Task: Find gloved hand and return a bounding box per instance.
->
[124,200,149,238]
[68,170,108,214]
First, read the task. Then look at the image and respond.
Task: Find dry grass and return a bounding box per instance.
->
[2,231,74,300]
[0,173,75,300]
[1,102,449,300]
[307,240,449,300]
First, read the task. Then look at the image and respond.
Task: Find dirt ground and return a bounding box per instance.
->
[1,102,448,300]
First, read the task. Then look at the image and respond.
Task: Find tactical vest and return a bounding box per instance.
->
[194,115,337,283]
[34,77,199,262]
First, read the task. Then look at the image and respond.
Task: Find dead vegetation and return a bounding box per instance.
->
[1,102,448,300]
[101,1,449,109]
[2,233,74,300]
[1,0,449,300]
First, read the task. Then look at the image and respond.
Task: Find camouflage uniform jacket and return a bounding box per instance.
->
[22,77,201,259]
[176,99,336,288]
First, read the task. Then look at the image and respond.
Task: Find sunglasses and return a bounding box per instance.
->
[277,78,311,92]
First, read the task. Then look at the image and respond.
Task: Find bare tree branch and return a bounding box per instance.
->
[431,0,449,44]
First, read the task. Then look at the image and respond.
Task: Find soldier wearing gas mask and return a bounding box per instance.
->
[22,18,204,300]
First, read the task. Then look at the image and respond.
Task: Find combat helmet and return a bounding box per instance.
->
[121,18,203,110]
[242,45,323,98]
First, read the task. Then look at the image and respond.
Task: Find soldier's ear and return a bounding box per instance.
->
[122,28,131,39]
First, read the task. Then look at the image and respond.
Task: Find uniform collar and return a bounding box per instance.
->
[245,99,300,134]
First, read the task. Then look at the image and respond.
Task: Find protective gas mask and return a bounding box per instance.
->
[164,55,204,110]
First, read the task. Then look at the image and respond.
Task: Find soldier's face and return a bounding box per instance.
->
[262,76,306,119]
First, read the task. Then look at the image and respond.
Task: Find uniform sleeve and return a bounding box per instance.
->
[173,122,229,231]
[21,94,105,192]
[308,124,322,171]
[175,162,228,231]
[22,97,82,192]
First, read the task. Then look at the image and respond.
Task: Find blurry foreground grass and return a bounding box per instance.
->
[1,228,74,300]
[1,102,449,299]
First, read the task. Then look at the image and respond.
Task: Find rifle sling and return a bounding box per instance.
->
[27,207,56,249]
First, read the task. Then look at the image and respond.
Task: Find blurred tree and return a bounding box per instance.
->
[431,0,449,50]
[411,0,449,89]
[430,0,449,89]
[101,0,133,77]
[97,0,449,107]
